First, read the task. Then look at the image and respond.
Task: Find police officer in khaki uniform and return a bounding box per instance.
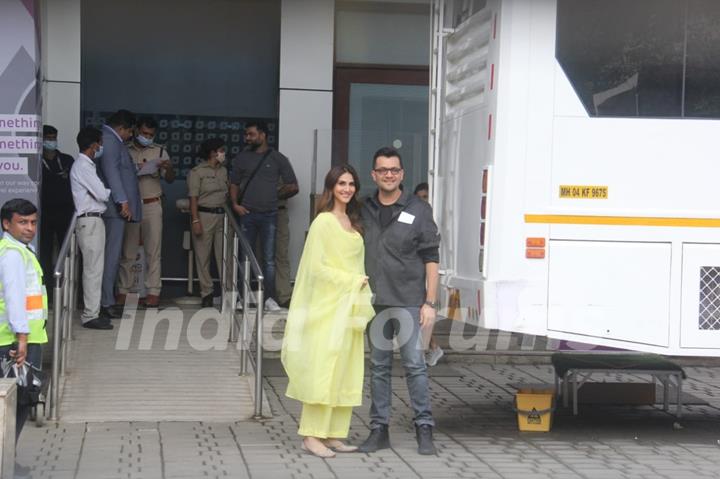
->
[117,117,175,308]
[187,138,228,307]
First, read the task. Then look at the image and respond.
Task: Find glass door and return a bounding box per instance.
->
[333,66,429,197]
[347,83,428,197]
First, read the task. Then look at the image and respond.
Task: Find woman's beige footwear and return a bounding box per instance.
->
[323,439,358,453]
[301,440,336,458]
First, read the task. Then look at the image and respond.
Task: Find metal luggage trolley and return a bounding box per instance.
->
[551,353,686,418]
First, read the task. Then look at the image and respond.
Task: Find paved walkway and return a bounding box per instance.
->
[16,356,720,479]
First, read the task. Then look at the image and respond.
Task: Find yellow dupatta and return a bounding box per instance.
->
[281,212,374,406]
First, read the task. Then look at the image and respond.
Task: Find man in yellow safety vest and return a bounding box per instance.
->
[0,198,48,440]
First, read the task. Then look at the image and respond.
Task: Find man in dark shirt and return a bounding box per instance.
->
[358,147,441,456]
[39,125,75,288]
[230,121,298,311]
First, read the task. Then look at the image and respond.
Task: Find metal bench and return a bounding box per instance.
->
[551,353,685,418]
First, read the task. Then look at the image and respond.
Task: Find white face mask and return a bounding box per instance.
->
[216,151,226,163]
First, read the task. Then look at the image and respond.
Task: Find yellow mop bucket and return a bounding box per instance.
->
[514,386,555,432]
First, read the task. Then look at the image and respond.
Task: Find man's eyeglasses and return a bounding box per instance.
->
[373,167,403,175]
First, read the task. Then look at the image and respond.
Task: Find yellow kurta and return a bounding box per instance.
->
[281,212,374,407]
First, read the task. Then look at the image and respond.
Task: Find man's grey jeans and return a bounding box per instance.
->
[367,306,435,428]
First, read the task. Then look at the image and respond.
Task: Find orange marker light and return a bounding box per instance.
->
[526,237,545,248]
[526,248,545,259]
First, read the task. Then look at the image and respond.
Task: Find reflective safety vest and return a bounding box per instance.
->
[0,237,48,346]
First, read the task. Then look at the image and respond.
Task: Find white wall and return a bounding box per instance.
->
[41,0,81,156]
[279,0,335,275]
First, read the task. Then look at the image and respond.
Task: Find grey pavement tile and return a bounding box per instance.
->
[14,360,720,478]
[34,473,77,479]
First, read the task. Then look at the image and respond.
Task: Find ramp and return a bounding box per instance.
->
[58,306,271,422]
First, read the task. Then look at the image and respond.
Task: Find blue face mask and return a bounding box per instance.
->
[43,140,57,151]
[135,135,153,147]
[95,145,104,159]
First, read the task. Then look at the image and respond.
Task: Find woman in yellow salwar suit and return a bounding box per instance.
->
[281,165,374,458]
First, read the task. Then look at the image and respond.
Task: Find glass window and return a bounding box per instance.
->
[685,0,720,118]
[556,0,720,119]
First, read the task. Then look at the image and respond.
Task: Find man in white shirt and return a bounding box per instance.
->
[0,198,49,443]
[70,127,113,330]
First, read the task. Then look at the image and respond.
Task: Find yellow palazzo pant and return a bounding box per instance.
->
[298,403,353,438]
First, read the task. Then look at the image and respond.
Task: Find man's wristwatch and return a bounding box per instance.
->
[424,300,438,309]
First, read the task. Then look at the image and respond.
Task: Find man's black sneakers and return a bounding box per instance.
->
[416,425,437,455]
[357,425,390,453]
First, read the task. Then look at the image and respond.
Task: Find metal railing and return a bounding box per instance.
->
[221,202,265,418]
[50,216,79,421]
[47,205,266,419]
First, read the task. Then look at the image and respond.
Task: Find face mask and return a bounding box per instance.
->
[216,151,226,163]
[43,140,58,151]
[136,135,153,147]
[95,145,104,159]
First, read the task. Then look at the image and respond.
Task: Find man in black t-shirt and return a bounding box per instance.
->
[229,121,298,311]
[39,125,75,288]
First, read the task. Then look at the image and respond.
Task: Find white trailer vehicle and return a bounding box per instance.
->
[429,0,720,356]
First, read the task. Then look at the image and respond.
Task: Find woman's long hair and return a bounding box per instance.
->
[315,164,363,233]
